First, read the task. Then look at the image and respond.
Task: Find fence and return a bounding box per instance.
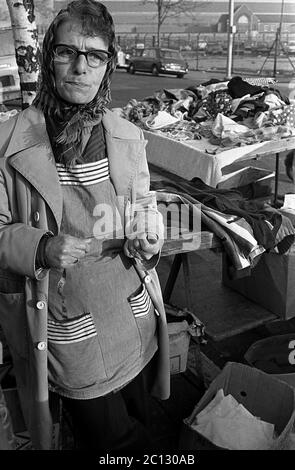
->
[118,31,295,75]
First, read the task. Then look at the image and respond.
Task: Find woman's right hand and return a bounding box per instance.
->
[44,234,92,269]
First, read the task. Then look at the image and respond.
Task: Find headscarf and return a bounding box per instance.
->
[33,1,117,164]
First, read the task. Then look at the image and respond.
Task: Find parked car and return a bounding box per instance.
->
[205,42,224,55]
[287,41,295,55]
[127,47,188,78]
[252,42,270,55]
[116,46,128,69]
[233,42,245,55]
[195,40,207,54]
[0,55,20,103]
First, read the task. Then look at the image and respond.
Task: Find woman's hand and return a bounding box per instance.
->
[124,233,160,261]
[44,234,92,269]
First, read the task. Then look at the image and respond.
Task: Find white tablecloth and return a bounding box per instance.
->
[144,130,295,187]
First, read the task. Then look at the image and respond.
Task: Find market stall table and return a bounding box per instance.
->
[144,130,295,204]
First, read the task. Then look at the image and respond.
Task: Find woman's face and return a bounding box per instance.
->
[54,20,109,104]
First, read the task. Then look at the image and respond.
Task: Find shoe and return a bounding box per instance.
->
[284,151,294,182]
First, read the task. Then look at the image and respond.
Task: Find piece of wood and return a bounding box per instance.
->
[161,230,220,256]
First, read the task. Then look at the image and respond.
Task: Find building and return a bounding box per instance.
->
[217,3,295,35]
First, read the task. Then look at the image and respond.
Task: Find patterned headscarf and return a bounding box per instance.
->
[33,0,117,162]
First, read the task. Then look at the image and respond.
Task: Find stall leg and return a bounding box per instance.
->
[163,253,194,311]
[182,253,194,311]
[273,152,280,206]
[163,254,182,304]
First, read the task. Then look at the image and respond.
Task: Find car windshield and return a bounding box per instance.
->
[161,50,182,59]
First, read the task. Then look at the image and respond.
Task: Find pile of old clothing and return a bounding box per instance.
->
[122,88,203,141]
[122,76,294,149]
[151,176,295,275]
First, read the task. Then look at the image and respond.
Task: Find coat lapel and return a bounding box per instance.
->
[103,110,147,197]
[4,107,63,228]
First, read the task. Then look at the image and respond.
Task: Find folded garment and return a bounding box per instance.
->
[212,113,251,139]
[244,77,277,87]
[144,110,180,129]
[264,93,286,110]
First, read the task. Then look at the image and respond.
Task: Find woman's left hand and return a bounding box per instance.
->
[124,233,160,261]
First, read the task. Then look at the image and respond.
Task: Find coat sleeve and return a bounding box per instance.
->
[127,129,164,270]
[0,167,49,280]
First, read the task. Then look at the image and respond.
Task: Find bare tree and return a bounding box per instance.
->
[34,0,55,29]
[142,0,210,46]
[6,0,41,109]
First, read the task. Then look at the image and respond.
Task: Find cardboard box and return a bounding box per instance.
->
[179,362,295,450]
[218,166,274,200]
[244,334,295,388]
[222,252,295,320]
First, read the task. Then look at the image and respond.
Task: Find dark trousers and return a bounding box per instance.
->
[59,361,154,451]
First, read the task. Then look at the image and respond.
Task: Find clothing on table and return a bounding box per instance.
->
[227,76,264,99]
[151,177,295,273]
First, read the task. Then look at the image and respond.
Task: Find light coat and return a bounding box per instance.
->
[0,106,170,449]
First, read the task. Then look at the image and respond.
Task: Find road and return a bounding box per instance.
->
[111,68,294,108]
[111,69,295,200]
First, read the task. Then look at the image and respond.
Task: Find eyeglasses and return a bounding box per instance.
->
[53,44,112,68]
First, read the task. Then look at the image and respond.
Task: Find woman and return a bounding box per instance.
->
[0,0,170,450]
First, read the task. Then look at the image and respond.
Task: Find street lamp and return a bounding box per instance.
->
[226,0,236,79]
[273,0,285,77]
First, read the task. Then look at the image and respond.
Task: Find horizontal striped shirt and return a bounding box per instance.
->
[48,314,97,345]
[129,285,152,317]
[56,158,110,186]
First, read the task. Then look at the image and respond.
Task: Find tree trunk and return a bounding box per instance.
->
[6,0,41,109]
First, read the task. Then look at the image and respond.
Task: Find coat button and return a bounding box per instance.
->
[144,275,152,284]
[36,300,46,310]
[37,341,47,351]
[33,211,40,223]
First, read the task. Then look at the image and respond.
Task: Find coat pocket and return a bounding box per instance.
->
[128,283,152,318]
[47,313,108,389]
[128,284,157,355]
[0,292,28,359]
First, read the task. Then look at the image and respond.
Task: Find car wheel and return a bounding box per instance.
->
[177,73,184,78]
[128,63,135,74]
[151,65,159,76]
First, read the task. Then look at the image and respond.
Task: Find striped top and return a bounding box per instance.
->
[56,158,110,186]
[128,284,152,318]
[48,314,97,345]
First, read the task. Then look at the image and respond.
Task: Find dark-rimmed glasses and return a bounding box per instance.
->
[53,44,112,68]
